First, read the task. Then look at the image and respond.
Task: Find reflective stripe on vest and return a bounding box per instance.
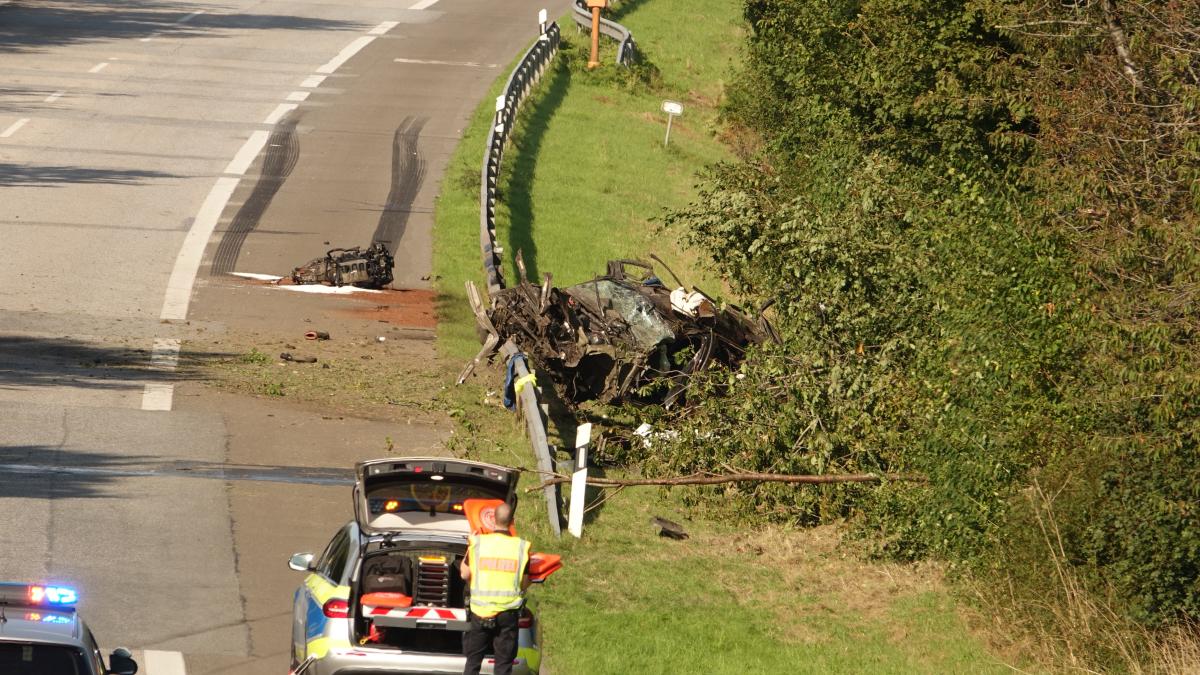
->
[468,533,529,616]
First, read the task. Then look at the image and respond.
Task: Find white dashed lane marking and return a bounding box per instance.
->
[409,0,441,9]
[142,650,188,675]
[300,74,326,88]
[1,118,29,138]
[44,90,65,103]
[141,9,205,41]
[286,91,310,102]
[88,62,110,73]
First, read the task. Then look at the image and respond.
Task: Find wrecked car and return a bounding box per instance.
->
[465,256,777,407]
[291,243,394,288]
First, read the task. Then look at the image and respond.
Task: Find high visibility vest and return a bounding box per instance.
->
[468,533,530,618]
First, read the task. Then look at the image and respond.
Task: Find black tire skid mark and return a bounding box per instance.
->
[371,116,428,251]
[210,115,301,276]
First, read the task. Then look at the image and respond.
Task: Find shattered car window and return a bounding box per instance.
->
[566,280,674,350]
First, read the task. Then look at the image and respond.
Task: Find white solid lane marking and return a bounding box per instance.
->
[44,90,65,103]
[409,0,440,9]
[143,650,187,675]
[263,103,296,125]
[141,338,181,411]
[160,176,239,321]
[316,36,375,74]
[369,21,400,35]
[88,62,110,73]
[300,74,326,88]
[286,91,310,102]
[140,36,154,42]
[224,130,269,176]
[394,57,497,68]
[1,118,29,138]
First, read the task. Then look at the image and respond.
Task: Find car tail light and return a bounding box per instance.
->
[323,598,349,618]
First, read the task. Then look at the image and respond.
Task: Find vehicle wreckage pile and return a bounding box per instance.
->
[467,256,777,407]
[291,243,395,288]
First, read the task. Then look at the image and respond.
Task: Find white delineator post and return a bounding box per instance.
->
[567,423,592,538]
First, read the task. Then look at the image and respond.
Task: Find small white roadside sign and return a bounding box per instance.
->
[661,100,683,146]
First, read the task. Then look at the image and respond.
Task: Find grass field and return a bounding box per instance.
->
[431,1,1015,672]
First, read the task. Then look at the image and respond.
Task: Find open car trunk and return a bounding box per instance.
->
[350,459,519,656]
[353,537,472,655]
[353,458,518,535]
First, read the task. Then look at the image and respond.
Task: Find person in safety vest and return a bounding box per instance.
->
[459,502,531,675]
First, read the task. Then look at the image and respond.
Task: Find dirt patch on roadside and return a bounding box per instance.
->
[339,289,436,329]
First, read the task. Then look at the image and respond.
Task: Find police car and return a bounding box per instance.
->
[288,458,561,675]
[0,582,138,675]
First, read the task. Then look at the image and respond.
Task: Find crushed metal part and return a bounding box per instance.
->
[462,255,777,407]
[651,516,689,540]
[291,243,394,288]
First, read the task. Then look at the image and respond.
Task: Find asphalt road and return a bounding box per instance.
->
[0,0,568,672]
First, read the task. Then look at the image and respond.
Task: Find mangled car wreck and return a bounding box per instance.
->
[464,256,777,407]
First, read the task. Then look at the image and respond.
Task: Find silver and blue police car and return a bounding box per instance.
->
[0,582,138,675]
[288,458,552,675]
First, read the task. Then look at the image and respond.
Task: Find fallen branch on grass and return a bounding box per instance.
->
[526,470,926,492]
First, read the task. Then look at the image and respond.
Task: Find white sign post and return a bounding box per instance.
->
[538,8,548,37]
[566,423,592,538]
[661,100,683,147]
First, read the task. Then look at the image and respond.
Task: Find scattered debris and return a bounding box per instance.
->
[651,516,689,540]
[464,255,778,407]
[291,243,394,289]
[280,352,317,363]
[305,331,331,341]
[230,272,284,282]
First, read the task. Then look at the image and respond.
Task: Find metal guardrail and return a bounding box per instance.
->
[480,21,562,296]
[570,0,639,67]
[477,18,564,537]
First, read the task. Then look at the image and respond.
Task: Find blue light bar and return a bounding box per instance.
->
[0,582,78,609]
[31,585,78,606]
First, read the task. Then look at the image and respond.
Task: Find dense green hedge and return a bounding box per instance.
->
[649,0,1199,637]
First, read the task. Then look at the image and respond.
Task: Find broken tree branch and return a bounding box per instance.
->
[1100,0,1142,90]
[526,470,926,492]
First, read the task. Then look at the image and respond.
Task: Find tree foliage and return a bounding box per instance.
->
[651,0,1200,634]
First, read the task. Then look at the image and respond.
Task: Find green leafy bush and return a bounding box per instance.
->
[652,0,1199,645]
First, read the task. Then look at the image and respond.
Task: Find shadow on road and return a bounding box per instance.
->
[0,446,157,499]
[0,162,180,187]
[0,0,367,53]
[0,336,233,393]
[0,447,355,499]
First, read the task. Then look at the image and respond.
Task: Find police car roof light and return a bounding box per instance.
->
[0,583,78,609]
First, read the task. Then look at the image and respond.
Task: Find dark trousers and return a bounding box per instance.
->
[463,609,519,675]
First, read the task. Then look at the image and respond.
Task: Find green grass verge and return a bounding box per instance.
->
[432,2,1012,672]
